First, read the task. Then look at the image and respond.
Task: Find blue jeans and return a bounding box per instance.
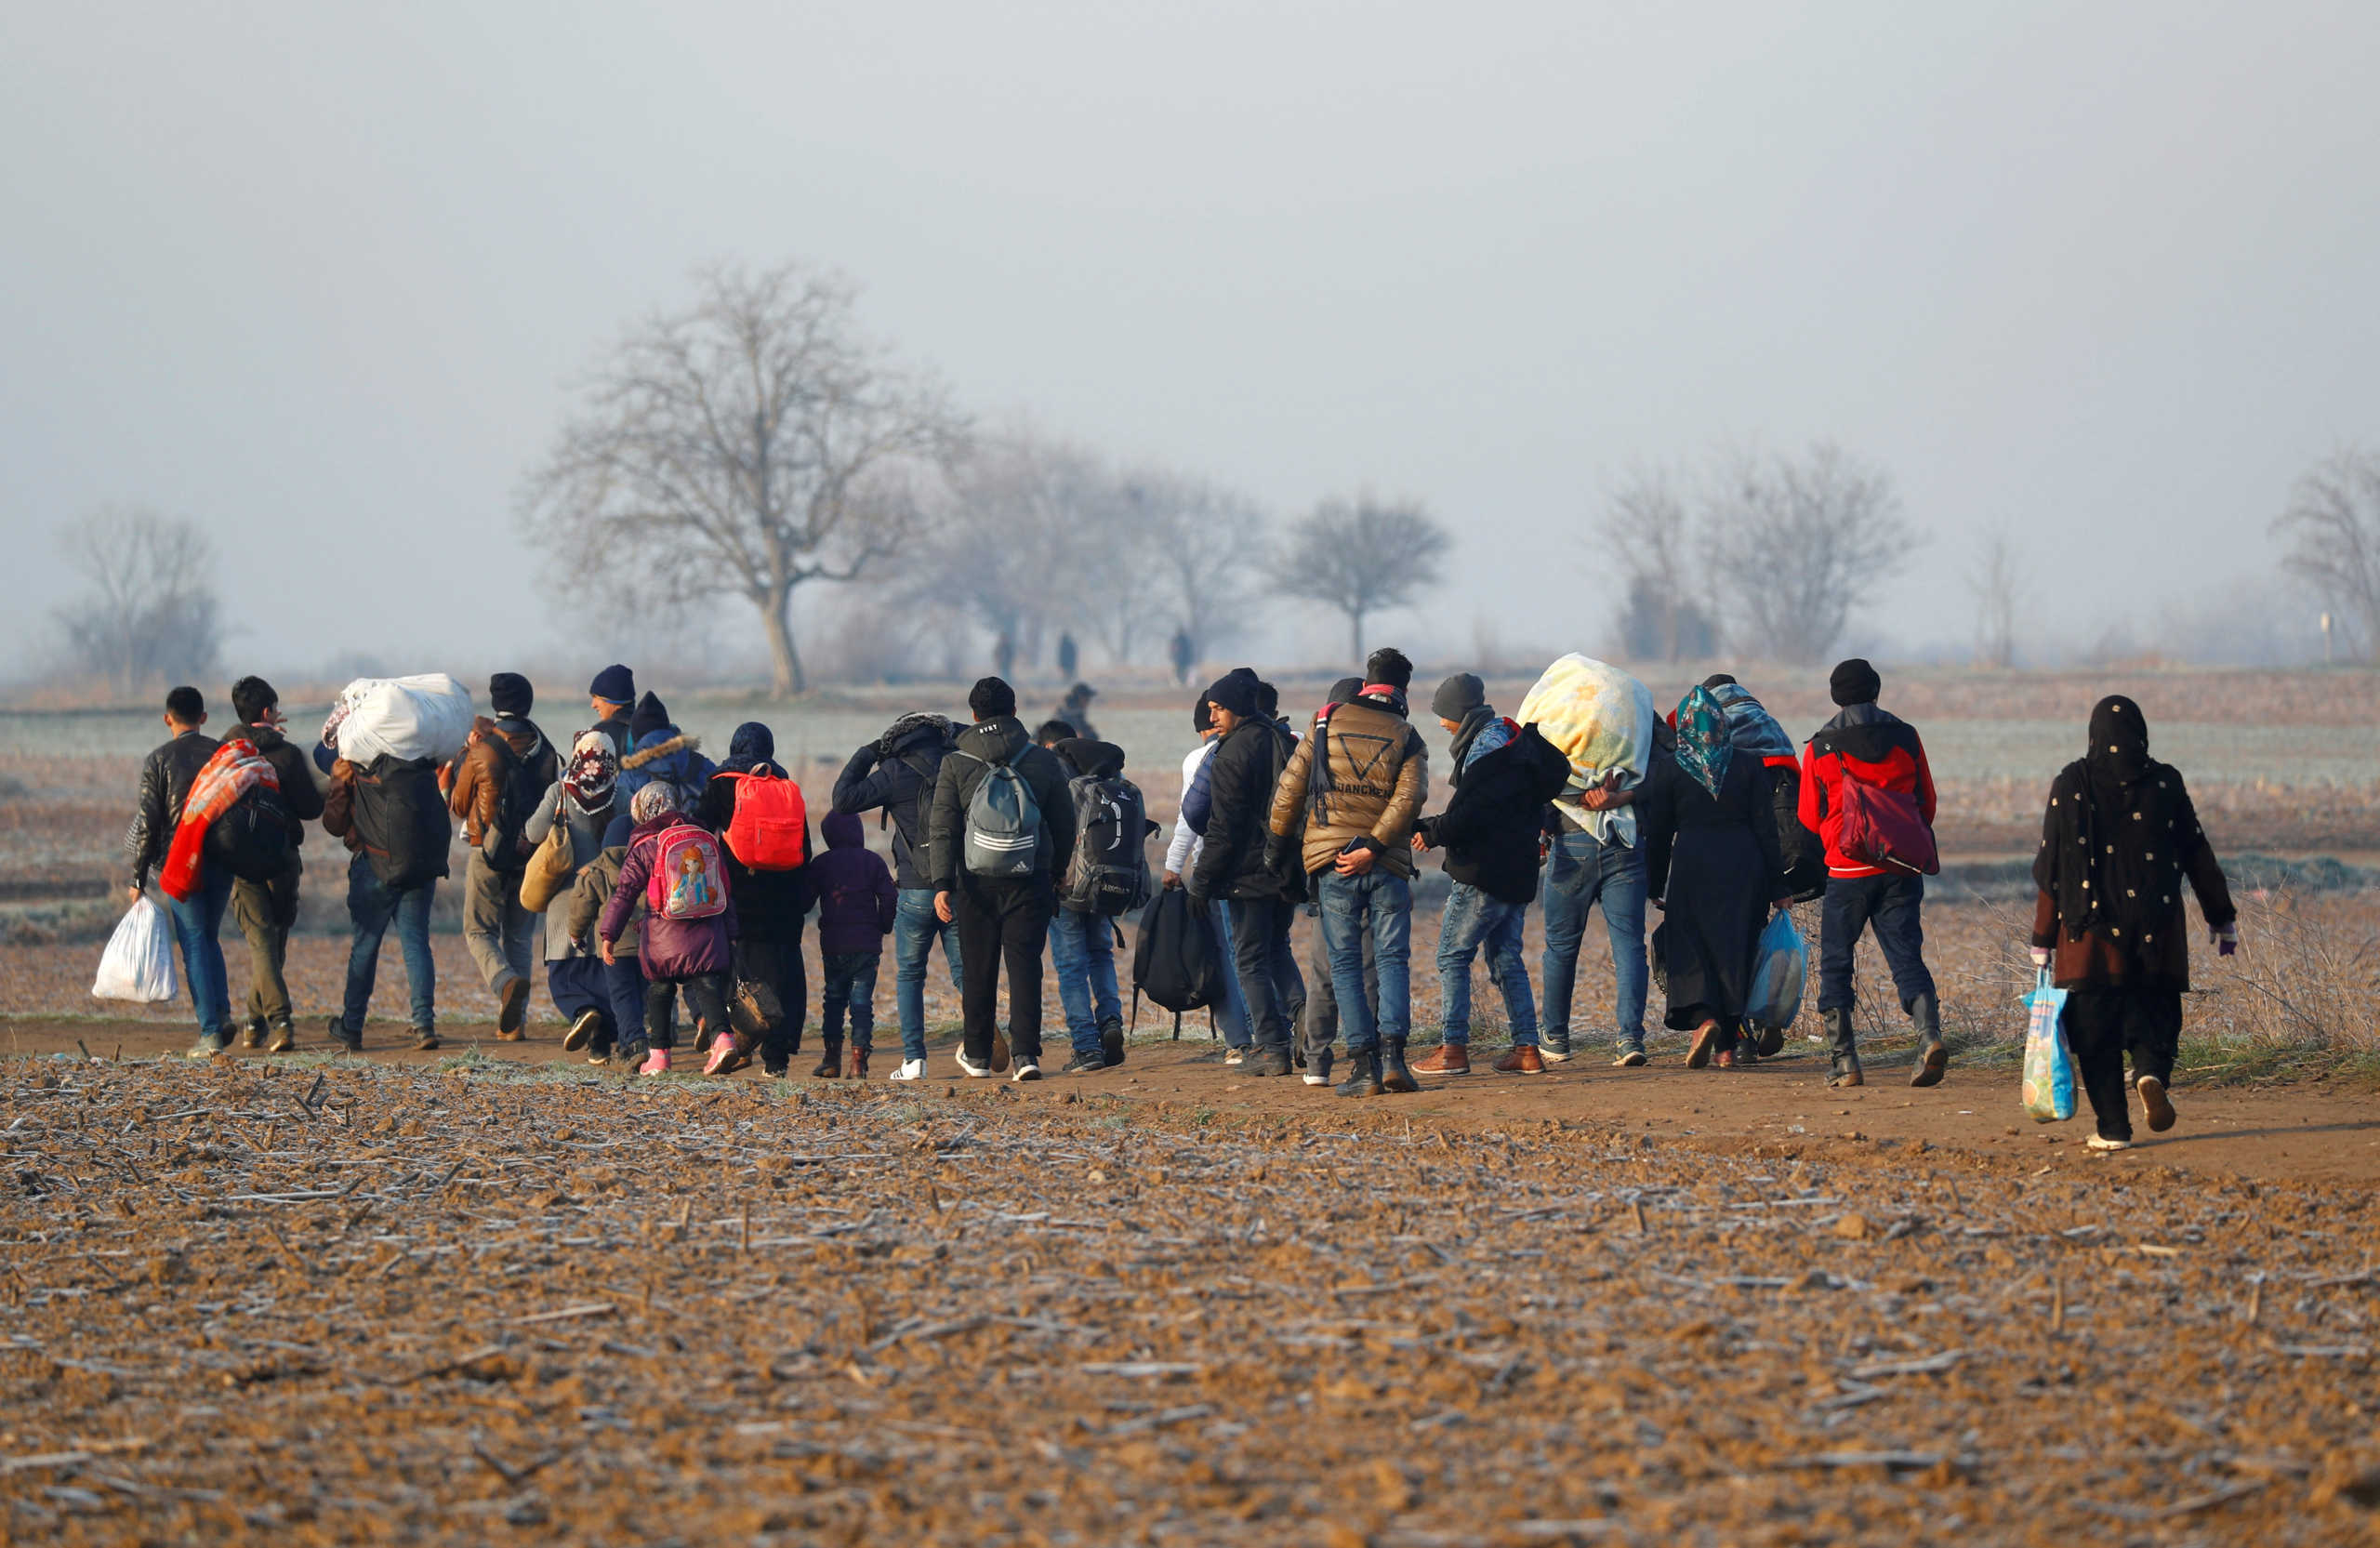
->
[1316,868,1412,1053]
[1540,829,1647,1050]
[1210,898,1253,1047]
[1048,909,1122,1058]
[342,853,436,1034]
[605,955,649,1046]
[893,887,964,1063]
[820,950,882,1053]
[163,865,233,1042]
[1437,882,1536,1046]
[1818,874,1934,1013]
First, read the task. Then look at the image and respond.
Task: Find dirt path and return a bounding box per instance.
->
[9,1014,2376,1190]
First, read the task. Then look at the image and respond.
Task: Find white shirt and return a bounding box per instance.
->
[1165,738,1217,875]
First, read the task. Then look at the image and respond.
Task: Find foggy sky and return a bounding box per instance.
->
[6,1,2376,681]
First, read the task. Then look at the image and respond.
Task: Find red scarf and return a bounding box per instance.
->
[158,738,279,901]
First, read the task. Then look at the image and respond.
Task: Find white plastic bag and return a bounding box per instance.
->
[328,674,474,766]
[92,897,178,1003]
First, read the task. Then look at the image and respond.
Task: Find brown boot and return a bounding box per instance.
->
[847,1046,869,1081]
[1411,1042,1471,1076]
[1491,1045,1545,1074]
[813,1039,843,1078]
[1686,1021,1719,1069]
[496,976,530,1040]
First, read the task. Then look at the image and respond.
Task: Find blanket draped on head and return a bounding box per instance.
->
[1705,682,1796,761]
[158,738,279,901]
[1671,686,1735,800]
[1516,655,1656,838]
[2033,695,2201,961]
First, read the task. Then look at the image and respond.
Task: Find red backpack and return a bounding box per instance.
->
[647,822,729,920]
[721,770,808,871]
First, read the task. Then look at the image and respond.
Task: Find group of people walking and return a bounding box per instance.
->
[123,649,2236,1147]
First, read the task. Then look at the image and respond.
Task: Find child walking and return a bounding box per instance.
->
[598,783,737,1075]
[809,811,898,1078]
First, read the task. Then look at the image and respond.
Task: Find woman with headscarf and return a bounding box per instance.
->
[1639,686,1788,1069]
[694,722,816,1078]
[526,731,620,1059]
[2030,695,2236,1150]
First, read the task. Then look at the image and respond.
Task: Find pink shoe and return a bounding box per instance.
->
[638,1047,672,1076]
[704,1033,747,1077]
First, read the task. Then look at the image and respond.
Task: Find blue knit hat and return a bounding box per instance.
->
[588,664,635,705]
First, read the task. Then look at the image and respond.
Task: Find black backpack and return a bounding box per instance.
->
[1061,774,1150,916]
[353,755,452,890]
[1131,884,1223,1017]
[482,735,557,874]
[205,785,295,883]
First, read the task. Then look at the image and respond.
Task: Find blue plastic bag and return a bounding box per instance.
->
[1744,910,1807,1029]
[2021,971,2077,1123]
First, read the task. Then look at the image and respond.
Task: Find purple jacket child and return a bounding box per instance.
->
[810,811,897,956]
[599,813,738,978]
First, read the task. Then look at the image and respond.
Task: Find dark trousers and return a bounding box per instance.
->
[642,972,728,1052]
[2063,986,2182,1143]
[736,938,809,1070]
[821,950,881,1053]
[606,954,650,1046]
[1817,873,1936,1014]
[231,862,301,1032]
[1227,896,1301,1054]
[547,956,615,1052]
[957,877,1053,1065]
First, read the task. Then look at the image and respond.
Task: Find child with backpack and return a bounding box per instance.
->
[806,811,899,1078]
[1050,737,1156,1074]
[597,782,737,1076]
[694,722,816,1078]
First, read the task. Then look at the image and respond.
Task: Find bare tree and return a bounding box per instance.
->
[53,506,221,695]
[1120,469,1268,668]
[1273,495,1451,662]
[1597,461,1719,661]
[918,432,1113,673]
[520,261,965,696]
[2271,447,2380,660]
[1968,525,2023,668]
[1703,443,1917,665]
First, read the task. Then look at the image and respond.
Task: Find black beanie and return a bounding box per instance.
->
[1192,694,1214,734]
[1829,658,1882,707]
[629,691,670,744]
[1326,676,1364,705]
[1430,672,1486,722]
[1204,668,1261,720]
[1700,672,1739,690]
[588,663,634,705]
[489,672,533,717]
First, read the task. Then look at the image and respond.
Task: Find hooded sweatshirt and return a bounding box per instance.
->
[809,811,899,955]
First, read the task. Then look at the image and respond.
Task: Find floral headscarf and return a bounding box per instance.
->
[1672,685,1735,800]
[562,730,617,815]
[629,781,679,825]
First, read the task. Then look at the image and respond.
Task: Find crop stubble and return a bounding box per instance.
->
[3,1057,2377,1545]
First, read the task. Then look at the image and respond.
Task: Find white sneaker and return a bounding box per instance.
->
[1539,1045,1573,1065]
[955,1051,992,1078]
[1012,1060,1040,1082]
[889,1058,927,1081]
[2085,1134,2133,1152]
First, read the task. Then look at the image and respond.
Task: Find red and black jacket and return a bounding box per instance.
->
[1797,706,1937,880]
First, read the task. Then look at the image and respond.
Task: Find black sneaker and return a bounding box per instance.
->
[325,1015,362,1053]
[1246,1045,1292,1078]
[1061,1051,1109,1076]
[562,1009,601,1052]
[412,1026,441,1052]
[1099,1016,1126,1068]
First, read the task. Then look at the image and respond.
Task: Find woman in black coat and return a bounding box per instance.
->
[1641,687,1787,1069]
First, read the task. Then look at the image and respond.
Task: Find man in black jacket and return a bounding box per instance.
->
[227,676,324,1052]
[587,664,637,760]
[1188,668,1303,1078]
[1414,722,1574,1074]
[833,710,965,1080]
[124,685,228,1057]
[928,679,1077,1082]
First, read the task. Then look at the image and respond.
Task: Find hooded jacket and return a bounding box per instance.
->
[599,812,737,978]
[1797,703,1937,880]
[925,716,1077,893]
[567,811,639,953]
[445,713,553,849]
[694,723,815,943]
[809,810,899,955]
[1190,715,1299,902]
[240,722,325,847]
[830,714,955,891]
[1267,694,1429,878]
[618,727,714,807]
[125,729,221,891]
[1416,724,1574,905]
